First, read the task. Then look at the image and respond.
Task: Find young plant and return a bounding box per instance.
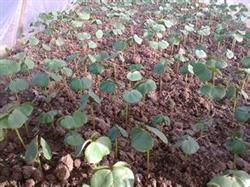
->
[39,110,58,128]
[153,58,169,91]
[60,110,88,153]
[107,125,128,158]
[89,162,134,187]
[7,78,29,102]
[175,135,200,159]
[207,170,250,187]
[122,89,143,125]
[224,131,248,168]
[0,103,33,148]
[25,136,52,171]
[131,124,168,176]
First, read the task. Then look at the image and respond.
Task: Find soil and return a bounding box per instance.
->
[0,2,249,187]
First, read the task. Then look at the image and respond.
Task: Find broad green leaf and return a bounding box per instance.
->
[29,36,39,46]
[100,79,116,94]
[96,30,104,39]
[40,110,57,124]
[145,125,168,144]
[128,64,144,72]
[89,90,101,104]
[85,136,112,164]
[226,86,237,99]
[71,20,83,28]
[176,135,199,155]
[40,137,52,160]
[123,90,142,104]
[234,106,250,122]
[133,34,143,45]
[211,85,226,101]
[149,41,159,50]
[0,61,21,77]
[193,63,212,82]
[77,32,91,40]
[241,56,250,68]
[73,110,88,128]
[8,108,28,129]
[60,116,76,129]
[42,44,51,51]
[127,71,142,82]
[8,78,29,93]
[113,40,127,52]
[91,162,134,187]
[88,63,105,75]
[44,58,66,71]
[153,63,165,75]
[207,170,250,187]
[151,114,170,126]
[159,40,169,49]
[16,103,33,116]
[23,58,35,70]
[131,127,154,152]
[224,139,246,156]
[25,136,38,163]
[64,130,85,147]
[136,79,157,95]
[88,41,97,49]
[32,72,49,88]
[70,78,92,92]
[195,49,207,59]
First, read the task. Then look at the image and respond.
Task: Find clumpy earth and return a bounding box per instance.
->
[0,1,249,187]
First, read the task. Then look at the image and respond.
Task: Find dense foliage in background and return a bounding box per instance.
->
[0,0,249,186]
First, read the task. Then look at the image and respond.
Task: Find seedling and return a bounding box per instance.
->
[0,103,33,148]
[107,125,128,158]
[207,170,250,187]
[122,89,142,125]
[90,162,134,187]
[131,125,168,176]
[175,135,200,159]
[25,136,52,171]
[153,58,169,91]
[39,110,58,128]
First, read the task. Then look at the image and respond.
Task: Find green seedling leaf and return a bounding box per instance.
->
[60,111,88,130]
[154,63,165,75]
[40,137,52,160]
[113,40,127,52]
[193,122,208,133]
[159,40,169,49]
[149,41,159,50]
[62,67,73,77]
[226,49,234,59]
[40,110,57,124]
[211,85,226,101]
[25,136,38,163]
[44,58,66,72]
[70,78,92,92]
[195,49,207,59]
[107,125,128,141]
[193,63,212,82]
[226,86,237,99]
[234,106,250,123]
[8,108,28,129]
[32,72,49,88]
[8,78,29,93]
[100,79,116,94]
[23,58,35,70]
[123,90,142,104]
[136,79,157,95]
[89,90,101,104]
[80,94,89,110]
[207,170,250,187]
[128,64,144,72]
[133,34,143,45]
[96,30,103,39]
[0,60,21,77]
[151,114,170,126]
[241,56,250,68]
[131,127,154,153]
[85,136,112,164]
[64,130,85,147]
[127,71,142,82]
[77,32,91,40]
[88,63,104,75]
[88,41,97,49]
[90,162,134,187]
[180,64,194,75]
[224,138,246,156]
[145,125,168,144]
[29,36,39,46]
[175,135,199,155]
